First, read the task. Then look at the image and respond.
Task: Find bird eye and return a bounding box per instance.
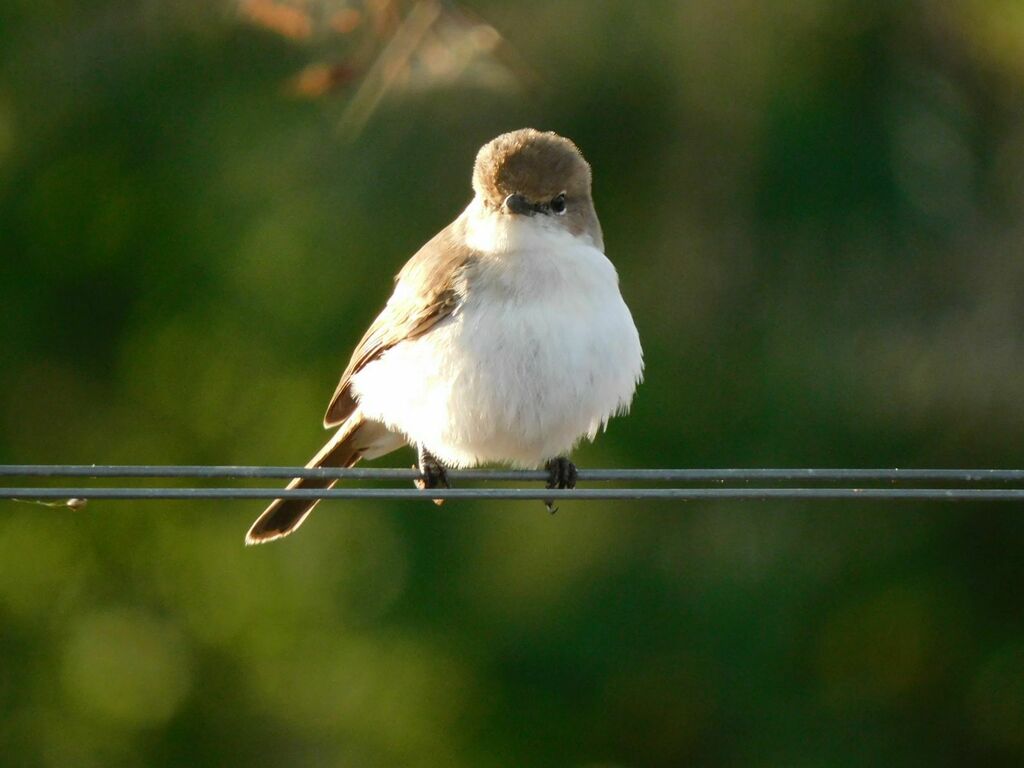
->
[504,193,532,215]
[550,193,567,215]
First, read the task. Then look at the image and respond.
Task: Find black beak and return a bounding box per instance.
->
[504,193,535,216]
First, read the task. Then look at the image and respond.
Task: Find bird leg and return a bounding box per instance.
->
[414,445,450,506]
[544,457,578,514]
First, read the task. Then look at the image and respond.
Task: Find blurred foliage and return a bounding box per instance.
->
[2,1,1024,766]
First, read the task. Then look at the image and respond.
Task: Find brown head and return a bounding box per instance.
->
[471,128,603,247]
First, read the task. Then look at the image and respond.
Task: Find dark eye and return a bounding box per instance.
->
[550,193,567,215]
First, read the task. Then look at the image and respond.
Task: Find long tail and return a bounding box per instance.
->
[245,414,369,545]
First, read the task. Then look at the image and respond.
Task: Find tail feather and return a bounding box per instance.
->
[245,414,367,545]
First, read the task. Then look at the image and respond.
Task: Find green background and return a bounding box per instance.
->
[2,1,1024,765]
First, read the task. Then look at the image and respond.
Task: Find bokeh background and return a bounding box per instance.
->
[2,1,1024,765]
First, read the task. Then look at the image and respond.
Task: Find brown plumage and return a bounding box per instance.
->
[246,222,475,545]
[245,414,378,544]
[472,128,602,247]
[472,129,591,205]
[323,218,477,427]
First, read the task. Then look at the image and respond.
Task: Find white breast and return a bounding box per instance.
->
[351,208,644,468]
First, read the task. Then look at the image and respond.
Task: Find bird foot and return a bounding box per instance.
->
[544,457,578,514]
[414,447,450,506]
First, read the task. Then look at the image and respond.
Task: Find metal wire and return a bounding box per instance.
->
[3,487,1024,501]
[2,465,1024,503]
[2,465,1024,482]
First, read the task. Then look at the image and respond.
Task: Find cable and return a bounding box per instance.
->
[4,466,1024,503]
[3,488,1024,502]
[2,465,1023,483]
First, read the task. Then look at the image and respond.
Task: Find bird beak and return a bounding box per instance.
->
[503,193,535,216]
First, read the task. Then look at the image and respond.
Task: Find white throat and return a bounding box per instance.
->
[461,197,598,256]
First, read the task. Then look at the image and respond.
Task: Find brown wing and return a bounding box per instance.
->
[323,217,476,428]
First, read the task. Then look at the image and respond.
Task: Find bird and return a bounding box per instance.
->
[246,128,643,544]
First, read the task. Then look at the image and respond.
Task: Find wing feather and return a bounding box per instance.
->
[323,217,475,428]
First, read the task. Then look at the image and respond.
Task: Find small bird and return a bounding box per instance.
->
[246,128,643,544]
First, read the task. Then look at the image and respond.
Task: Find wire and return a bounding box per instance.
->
[2,487,1024,501]
[2,465,1024,482]
[2,465,1024,502]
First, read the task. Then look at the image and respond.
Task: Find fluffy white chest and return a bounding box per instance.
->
[351,215,643,467]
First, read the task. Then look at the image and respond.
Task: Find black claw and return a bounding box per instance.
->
[545,457,578,489]
[415,446,450,506]
[544,457,577,513]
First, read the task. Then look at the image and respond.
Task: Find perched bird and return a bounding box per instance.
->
[246,128,643,544]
